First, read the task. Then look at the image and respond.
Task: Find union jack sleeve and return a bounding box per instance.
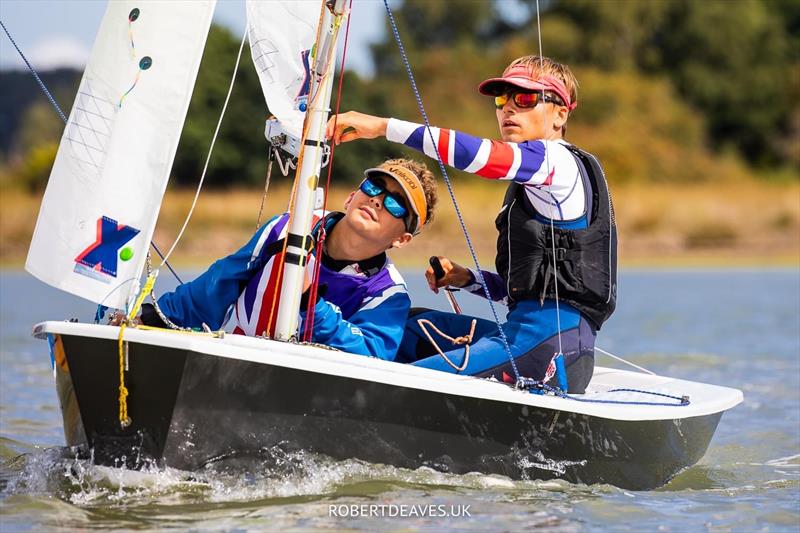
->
[386,118,557,186]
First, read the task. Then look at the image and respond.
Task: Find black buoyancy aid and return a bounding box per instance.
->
[494,144,617,330]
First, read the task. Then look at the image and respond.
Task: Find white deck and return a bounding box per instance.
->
[34,321,743,422]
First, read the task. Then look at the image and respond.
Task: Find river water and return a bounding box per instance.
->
[1,269,798,531]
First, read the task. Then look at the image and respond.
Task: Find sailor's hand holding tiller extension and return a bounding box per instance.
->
[428,256,467,315]
[426,256,471,294]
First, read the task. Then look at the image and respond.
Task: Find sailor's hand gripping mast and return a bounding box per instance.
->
[274,0,347,341]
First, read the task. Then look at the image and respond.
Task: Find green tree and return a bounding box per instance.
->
[5,101,65,191]
[0,68,79,162]
[370,0,501,77]
[657,0,793,167]
[549,0,671,71]
[16,142,58,192]
[330,71,397,184]
[172,24,271,188]
[14,101,64,159]
[547,0,794,168]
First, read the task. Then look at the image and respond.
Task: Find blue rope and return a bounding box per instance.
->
[0,18,68,124]
[381,6,688,407]
[382,0,523,383]
[518,378,690,406]
[150,242,184,284]
[1,18,185,288]
[382,2,689,410]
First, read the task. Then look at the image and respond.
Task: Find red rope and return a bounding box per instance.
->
[303,0,354,342]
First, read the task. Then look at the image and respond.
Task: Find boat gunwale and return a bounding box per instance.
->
[34,320,743,422]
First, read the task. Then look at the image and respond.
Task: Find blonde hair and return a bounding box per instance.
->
[506,55,578,134]
[382,157,438,228]
[506,55,579,106]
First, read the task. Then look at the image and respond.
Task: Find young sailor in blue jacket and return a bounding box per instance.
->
[327,56,617,392]
[115,159,438,361]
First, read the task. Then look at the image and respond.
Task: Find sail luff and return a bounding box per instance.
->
[25,1,217,310]
[246,0,320,140]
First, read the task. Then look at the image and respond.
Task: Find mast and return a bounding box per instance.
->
[274,0,347,341]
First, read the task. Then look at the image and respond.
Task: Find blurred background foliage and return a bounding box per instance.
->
[0,0,797,191]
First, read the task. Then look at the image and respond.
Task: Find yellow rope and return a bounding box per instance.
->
[135,324,223,337]
[116,273,158,428]
[127,272,157,321]
[117,321,131,428]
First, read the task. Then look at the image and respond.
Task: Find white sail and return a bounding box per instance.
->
[246,0,321,138]
[26,1,216,310]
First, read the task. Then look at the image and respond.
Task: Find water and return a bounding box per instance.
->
[1,269,798,531]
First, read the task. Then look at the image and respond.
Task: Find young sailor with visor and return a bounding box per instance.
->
[327,56,617,392]
[114,159,438,360]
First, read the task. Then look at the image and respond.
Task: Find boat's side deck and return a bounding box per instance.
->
[34,321,743,421]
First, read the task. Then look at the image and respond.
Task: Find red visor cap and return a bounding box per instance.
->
[478,65,576,111]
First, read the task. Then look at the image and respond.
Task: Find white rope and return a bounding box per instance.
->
[535,0,564,357]
[533,6,651,381]
[157,26,248,269]
[595,346,656,375]
[145,252,192,331]
[417,318,477,372]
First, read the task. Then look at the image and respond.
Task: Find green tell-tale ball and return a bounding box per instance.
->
[120,247,134,261]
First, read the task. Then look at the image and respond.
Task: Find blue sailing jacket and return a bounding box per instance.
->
[155,211,411,360]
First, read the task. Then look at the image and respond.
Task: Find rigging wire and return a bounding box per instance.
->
[595,347,656,375]
[384,1,659,400]
[150,241,183,284]
[532,2,654,387]
[156,26,249,270]
[527,1,668,399]
[145,252,192,331]
[382,0,522,383]
[255,154,275,230]
[518,378,689,406]
[0,19,68,124]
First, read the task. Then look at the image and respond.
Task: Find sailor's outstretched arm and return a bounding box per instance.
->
[327,112,556,185]
[300,288,410,360]
[153,215,283,329]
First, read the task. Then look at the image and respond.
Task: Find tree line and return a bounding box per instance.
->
[1,0,796,191]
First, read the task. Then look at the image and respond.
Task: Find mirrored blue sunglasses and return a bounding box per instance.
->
[359,177,410,220]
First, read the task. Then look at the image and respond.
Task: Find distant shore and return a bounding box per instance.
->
[2,181,798,269]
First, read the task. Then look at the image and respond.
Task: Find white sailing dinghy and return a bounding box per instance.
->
[27,0,742,490]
